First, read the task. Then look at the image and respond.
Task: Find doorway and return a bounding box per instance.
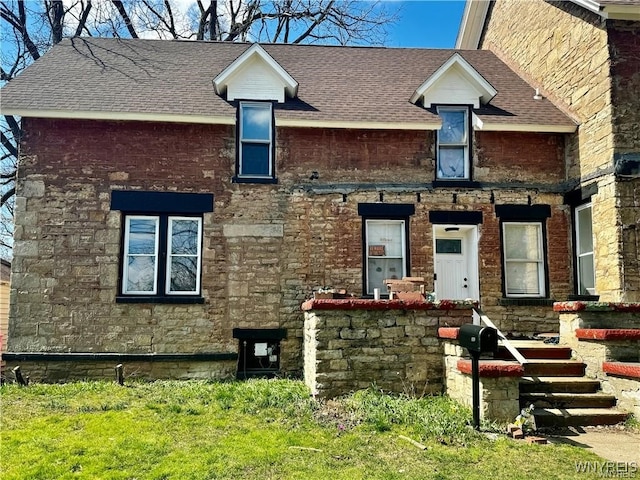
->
[433,225,479,301]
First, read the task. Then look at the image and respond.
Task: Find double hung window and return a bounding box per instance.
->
[238,102,274,180]
[365,219,407,295]
[123,215,202,296]
[436,107,469,180]
[502,222,545,297]
[575,203,595,295]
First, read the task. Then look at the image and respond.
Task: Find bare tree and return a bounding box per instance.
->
[0,0,397,260]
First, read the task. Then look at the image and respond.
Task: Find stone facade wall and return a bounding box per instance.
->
[302,299,473,398]
[9,117,572,380]
[443,340,520,422]
[482,0,611,178]
[481,0,640,302]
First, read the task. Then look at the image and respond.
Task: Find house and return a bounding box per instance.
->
[0,0,637,400]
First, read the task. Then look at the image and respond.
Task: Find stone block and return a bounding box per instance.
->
[380,326,406,338]
[405,325,426,337]
[339,328,367,340]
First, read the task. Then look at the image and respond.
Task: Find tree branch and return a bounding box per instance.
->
[74,0,93,37]
[111,0,139,38]
[1,131,18,159]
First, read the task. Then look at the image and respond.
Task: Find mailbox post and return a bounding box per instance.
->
[458,324,498,430]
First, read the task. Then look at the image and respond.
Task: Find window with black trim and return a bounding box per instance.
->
[495,204,550,300]
[236,101,275,181]
[358,203,414,297]
[436,106,470,180]
[123,215,202,296]
[502,222,545,297]
[365,219,407,295]
[110,190,213,303]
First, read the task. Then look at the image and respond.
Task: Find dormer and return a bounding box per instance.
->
[410,53,497,109]
[213,43,298,103]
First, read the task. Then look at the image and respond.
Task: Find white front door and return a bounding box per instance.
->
[434,225,479,301]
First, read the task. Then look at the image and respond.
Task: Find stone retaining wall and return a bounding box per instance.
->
[556,301,640,417]
[443,341,521,422]
[302,299,473,398]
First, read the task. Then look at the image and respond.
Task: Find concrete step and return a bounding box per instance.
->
[520,392,617,409]
[495,341,572,360]
[532,408,628,428]
[523,360,586,377]
[520,376,601,393]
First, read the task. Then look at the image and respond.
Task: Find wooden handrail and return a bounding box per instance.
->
[473,306,528,365]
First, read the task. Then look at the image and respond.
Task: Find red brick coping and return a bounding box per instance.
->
[602,362,640,379]
[438,327,460,339]
[553,301,640,313]
[576,329,640,341]
[301,298,477,311]
[457,359,525,377]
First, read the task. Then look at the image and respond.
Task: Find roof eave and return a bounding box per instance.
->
[473,113,577,133]
[601,4,640,20]
[2,108,442,130]
[456,0,490,50]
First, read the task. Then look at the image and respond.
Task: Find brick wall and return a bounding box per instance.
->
[9,117,571,379]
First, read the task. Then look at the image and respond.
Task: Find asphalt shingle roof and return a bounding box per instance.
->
[0,37,575,130]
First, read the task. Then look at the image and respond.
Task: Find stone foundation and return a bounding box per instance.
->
[302,298,474,398]
[2,355,237,383]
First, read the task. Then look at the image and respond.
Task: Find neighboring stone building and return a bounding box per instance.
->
[0,10,633,382]
[458,0,640,303]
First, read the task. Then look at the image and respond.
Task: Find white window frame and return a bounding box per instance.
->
[122,214,203,297]
[123,215,160,295]
[436,106,470,180]
[365,219,407,295]
[503,222,546,298]
[239,101,273,178]
[575,203,596,296]
[166,216,203,295]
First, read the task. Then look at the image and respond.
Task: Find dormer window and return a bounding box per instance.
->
[436,106,470,180]
[236,102,275,182]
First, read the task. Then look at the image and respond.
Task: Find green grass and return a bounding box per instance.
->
[1,379,605,479]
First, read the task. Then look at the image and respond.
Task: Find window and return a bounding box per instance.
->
[237,102,274,180]
[575,203,595,295]
[502,222,545,297]
[435,238,462,254]
[123,215,202,297]
[437,107,469,180]
[365,219,407,295]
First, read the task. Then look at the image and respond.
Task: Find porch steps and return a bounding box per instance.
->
[530,408,628,428]
[494,341,572,360]
[502,340,629,428]
[519,376,601,394]
[520,392,617,409]
[522,359,586,377]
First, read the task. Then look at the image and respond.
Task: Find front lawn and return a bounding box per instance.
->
[1,379,604,479]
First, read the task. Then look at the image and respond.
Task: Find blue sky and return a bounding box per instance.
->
[386,1,466,48]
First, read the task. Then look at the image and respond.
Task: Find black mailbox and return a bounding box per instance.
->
[459,324,498,354]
